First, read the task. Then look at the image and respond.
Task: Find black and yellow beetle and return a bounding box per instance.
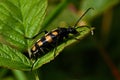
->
[29,8,93,59]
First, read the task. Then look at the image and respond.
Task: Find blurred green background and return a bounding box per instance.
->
[0,0,120,80]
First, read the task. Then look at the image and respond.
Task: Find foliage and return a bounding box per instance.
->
[0,0,120,80]
[0,0,47,70]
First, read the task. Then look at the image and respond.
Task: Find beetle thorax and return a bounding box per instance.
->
[67,27,78,34]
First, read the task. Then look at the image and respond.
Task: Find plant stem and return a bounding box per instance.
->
[43,0,69,29]
[33,70,40,80]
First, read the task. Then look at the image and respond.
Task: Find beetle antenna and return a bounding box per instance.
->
[74,7,94,28]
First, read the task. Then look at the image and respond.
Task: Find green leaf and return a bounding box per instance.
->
[12,70,27,80]
[0,0,26,51]
[0,0,47,51]
[0,0,47,70]
[0,43,31,71]
[32,26,94,70]
[20,0,47,38]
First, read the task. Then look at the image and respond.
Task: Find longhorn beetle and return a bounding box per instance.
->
[28,8,93,64]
